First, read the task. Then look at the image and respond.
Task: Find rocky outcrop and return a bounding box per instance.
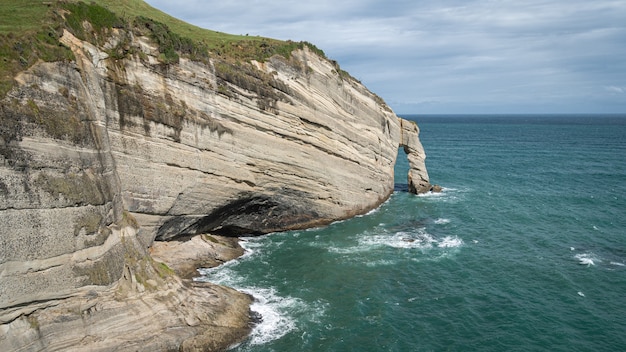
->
[150,235,244,279]
[399,119,431,194]
[0,226,252,352]
[0,12,431,351]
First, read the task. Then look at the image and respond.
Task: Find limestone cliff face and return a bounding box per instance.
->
[0,24,430,350]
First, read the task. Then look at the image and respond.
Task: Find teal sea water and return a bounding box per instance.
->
[197,114,626,351]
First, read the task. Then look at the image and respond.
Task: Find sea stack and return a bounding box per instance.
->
[399,118,432,194]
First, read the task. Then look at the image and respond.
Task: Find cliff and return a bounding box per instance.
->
[0,1,430,350]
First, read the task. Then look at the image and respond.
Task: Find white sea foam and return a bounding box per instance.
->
[575,253,598,266]
[417,191,446,198]
[241,287,299,345]
[610,261,625,267]
[377,231,437,249]
[438,236,464,248]
[329,219,347,226]
[416,187,466,201]
[196,265,242,287]
[196,236,327,348]
[434,218,451,225]
[239,237,265,256]
[327,246,366,254]
[242,287,327,346]
[355,229,463,251]
[359,206,381,217]
[199,272,325,346]
[365,259,397,267]
[195,237,262,286]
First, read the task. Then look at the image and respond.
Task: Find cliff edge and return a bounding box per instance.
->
[0,1,431,350]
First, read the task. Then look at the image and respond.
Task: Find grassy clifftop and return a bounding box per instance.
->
[0,0,325,95]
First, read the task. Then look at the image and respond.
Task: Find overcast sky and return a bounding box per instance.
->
[145,0,626,114]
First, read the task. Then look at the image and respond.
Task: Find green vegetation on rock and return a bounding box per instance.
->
[0,0,327,92]
[133,16,209,64]
[63,2,125,42]
[36,171,107,206]
[0,1,74,96]
[74,211,104,236]
[119,210,139,229]
[0,1,52,34]
[214,60,292,112]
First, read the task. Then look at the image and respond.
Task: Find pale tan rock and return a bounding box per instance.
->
[150,234,244,279]
[0,24,431,351]
[399,118,431,193]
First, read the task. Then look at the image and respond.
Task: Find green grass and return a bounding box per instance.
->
[91,0,325,61]
[0,0,326,59]
[0,1,52,34]
[0,1,71,96]
[0,0,328,97]
[92,0,254,47]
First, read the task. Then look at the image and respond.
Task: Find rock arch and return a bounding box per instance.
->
[399,118,432,194]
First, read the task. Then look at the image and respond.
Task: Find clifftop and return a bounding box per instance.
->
[0,0,333,96]
[0,1,431,350]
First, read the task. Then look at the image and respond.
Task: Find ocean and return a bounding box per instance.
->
[196,114,626,351]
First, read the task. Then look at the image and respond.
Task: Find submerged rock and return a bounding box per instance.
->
[431,184,443,193]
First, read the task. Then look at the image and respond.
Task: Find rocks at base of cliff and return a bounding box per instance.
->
[150,234,244,279]
[0,279,251,352]
[0,228,252,352]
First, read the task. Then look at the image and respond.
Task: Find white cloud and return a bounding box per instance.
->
[605,86,624,94]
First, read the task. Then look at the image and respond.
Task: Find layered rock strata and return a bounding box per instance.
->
[400,119,431,193]
[0,19,431,351]
[150,234,244,279]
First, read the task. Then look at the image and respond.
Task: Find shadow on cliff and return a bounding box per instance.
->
[156,190,323,240]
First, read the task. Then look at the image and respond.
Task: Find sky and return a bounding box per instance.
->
[144,0,626,114]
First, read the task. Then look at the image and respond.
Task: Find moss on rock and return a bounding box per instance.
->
[35,172,107,206]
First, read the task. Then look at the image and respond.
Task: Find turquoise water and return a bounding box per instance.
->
[197,114,626,351]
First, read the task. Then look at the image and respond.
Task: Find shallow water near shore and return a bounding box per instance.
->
[197,114,626,351]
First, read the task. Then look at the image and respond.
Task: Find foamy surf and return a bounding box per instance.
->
[575,253,599,266]
[244,288,327,347]
[416,186,467,202]
[360,230,437,249]
[365,259,398,267]
[346,229,465,252]
[241,287,299,346]
[417,190,447,198]
[438,236,464,248]
[199,269,325,347]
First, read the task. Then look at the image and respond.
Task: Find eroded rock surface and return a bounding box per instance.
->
[0,22,430,351]
[150,234,244,279]
[399,118,431,194]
